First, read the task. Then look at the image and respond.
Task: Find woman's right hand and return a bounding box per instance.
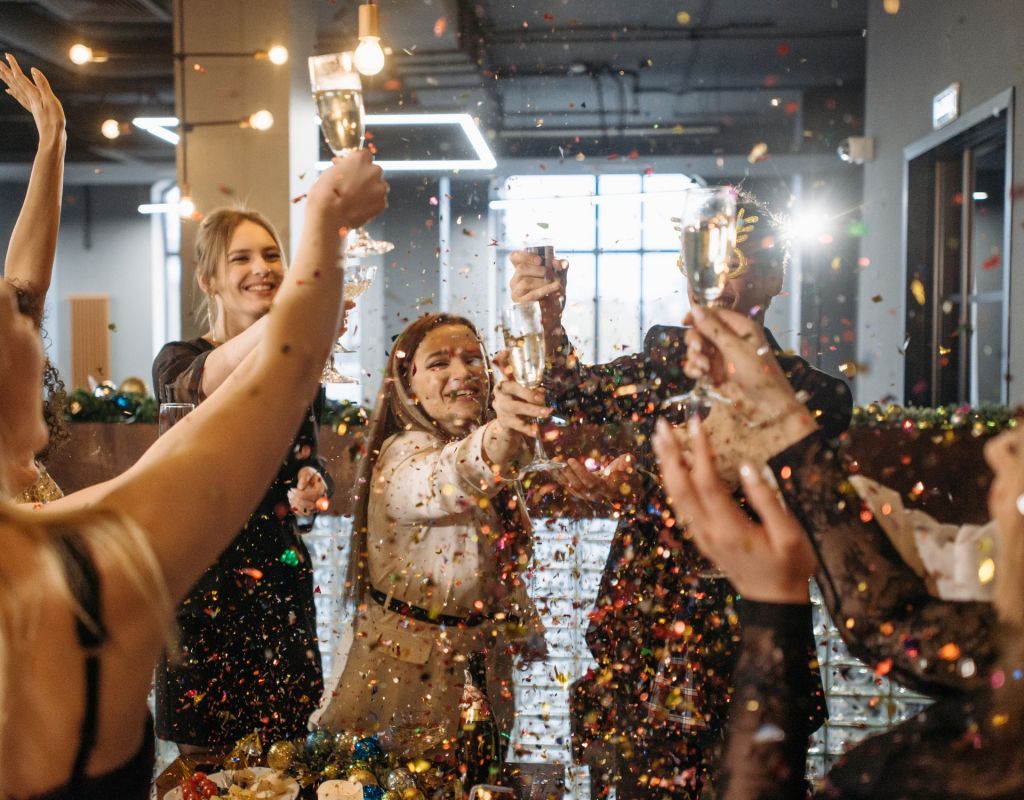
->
[491,366,552,439]
[508,249,567,323]
[684,306,809,428]
[307,149,388,231]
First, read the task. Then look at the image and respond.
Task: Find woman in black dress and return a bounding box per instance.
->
[152,208,334,752]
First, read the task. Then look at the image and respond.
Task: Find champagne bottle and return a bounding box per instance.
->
[457,651,503,789]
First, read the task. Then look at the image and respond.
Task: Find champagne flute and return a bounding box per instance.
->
[158,402,194,436]
[308,52,393,257]
[502,301,566,475]
[321,261,379,384]
[661,185,739,413]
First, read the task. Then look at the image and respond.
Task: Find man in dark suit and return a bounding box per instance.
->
[507,197,852,799]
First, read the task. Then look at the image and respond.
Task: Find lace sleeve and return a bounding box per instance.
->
[715,601,820,800]
[769,433,999,696]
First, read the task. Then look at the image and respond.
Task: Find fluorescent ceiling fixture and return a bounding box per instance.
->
[316,112,496,172]
[133,112,495,172]
[133,116,180,145]
[972,191,989,201]
[489,187,700,210]
[138,202,178,214]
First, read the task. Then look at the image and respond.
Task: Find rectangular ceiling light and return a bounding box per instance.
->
[134,112,496,172]
[132,116,181,145]
[316,113,497,172]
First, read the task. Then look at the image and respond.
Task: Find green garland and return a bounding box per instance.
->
[65,390,1018,436]
[67,389,370,430]
[851,403,1018,433]
[67,388,157,423]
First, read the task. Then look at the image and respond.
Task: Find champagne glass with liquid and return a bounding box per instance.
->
[661,185,738,412]
[502,301,566,475]
[308,52,393,257]
[321,261,379,384]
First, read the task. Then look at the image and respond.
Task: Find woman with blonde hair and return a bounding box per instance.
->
[0,150,386,799]
[313,313,547,745]
[151,205,345,752]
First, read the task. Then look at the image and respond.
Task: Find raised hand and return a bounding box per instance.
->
[508,249,567,322]
[0,54,65,141]
[308,149,388,231]
[684,306,812,430]
[653,416,814,604]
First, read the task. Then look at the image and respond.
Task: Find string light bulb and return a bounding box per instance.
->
[267,45,289,65]
[69,43,108,65]
[100,119,123,139]
[246,110,275,131]
[354,1,386,76]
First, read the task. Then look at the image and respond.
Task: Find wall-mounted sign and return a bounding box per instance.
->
[932,82,961,130]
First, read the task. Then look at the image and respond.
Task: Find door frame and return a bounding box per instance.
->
[901,87,1014,404]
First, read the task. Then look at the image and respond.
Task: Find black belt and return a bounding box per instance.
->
[368,587,520,629]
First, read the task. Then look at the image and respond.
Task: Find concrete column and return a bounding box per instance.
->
[173,0,317,339]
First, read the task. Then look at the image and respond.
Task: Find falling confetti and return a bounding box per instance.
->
[675,11,691,25]
[747,142,769,163]
[433,16,447,36]
[883,0,900,13]
[910,279,926,306]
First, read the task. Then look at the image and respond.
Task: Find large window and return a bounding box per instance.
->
[496,174,696,363]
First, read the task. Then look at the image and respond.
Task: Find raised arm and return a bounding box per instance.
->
[45,152,387,602]
[0,56,65,326]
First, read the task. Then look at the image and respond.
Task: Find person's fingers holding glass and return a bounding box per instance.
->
[684,306,808,426]
[288,465,329,517]
[653,417,814,603]
[509,249,568,316]
[492,351,552,440]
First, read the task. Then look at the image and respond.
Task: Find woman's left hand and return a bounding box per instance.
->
[0,54,65,140]
[288,465,329,516]
[653,416,815,603]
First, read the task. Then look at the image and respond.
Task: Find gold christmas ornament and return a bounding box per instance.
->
[266,740,297,772]
[118,376,148,395]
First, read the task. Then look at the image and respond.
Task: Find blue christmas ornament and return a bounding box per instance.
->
[353,736,382,760]
[363,786,385,800]
[305,729,332,757]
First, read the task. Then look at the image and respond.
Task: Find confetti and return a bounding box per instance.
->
[675,11,691,25]
[747,142,769,163]
[433,16,447,36]
[910,278,926,306]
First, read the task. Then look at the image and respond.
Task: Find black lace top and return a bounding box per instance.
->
[713,432,1019,800]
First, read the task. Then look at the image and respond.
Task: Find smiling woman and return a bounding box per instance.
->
[312,313,548,750]
[150,207,334,753]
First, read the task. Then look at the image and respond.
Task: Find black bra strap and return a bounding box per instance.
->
[56,534,108,787]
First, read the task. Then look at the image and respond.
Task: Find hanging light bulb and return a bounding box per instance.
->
[178,190,196,219]
[354,1,386,76]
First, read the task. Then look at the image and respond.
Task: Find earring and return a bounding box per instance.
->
[1016,493,1024,516]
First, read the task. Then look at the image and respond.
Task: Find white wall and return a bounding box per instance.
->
[858,0,1024,405]
[0,183,156,391]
